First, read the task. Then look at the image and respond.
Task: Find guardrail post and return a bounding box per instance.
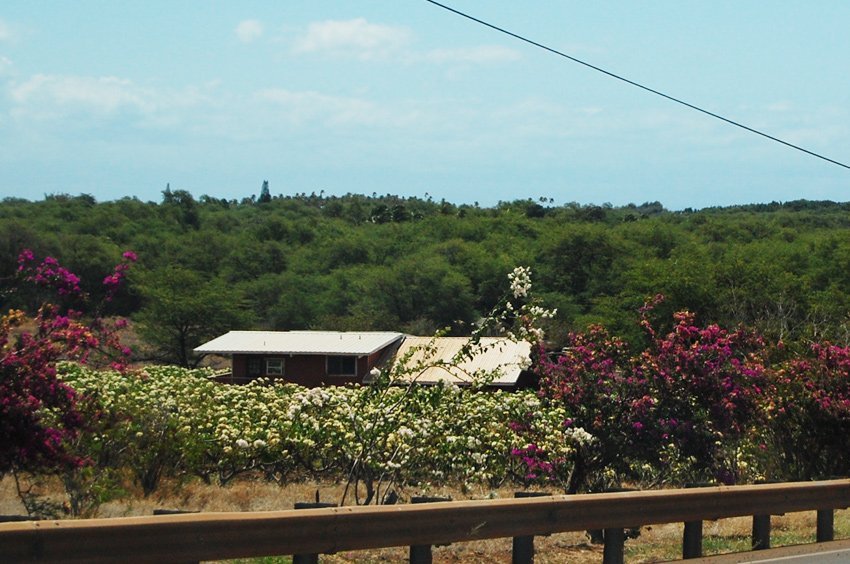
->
[512,492,549,564]
[817,509,834,542]
[752,514,771,550]
[682,519,703,559]
[410,496,451,564]
[602,526,625,564]
[682,482,711,559]
[293,501,336,564]
[598,487,635,564]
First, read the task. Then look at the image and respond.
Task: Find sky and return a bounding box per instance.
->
[0,1,848,210]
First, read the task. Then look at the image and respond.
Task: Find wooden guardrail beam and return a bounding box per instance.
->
[1,479,849,563]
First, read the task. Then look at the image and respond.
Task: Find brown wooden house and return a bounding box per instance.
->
[194,330,404,387]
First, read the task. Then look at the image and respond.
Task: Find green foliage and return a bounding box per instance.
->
[8,193,850,349]
[135,266,253,366]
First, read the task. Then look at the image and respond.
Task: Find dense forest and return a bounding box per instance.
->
[3,187,850,365]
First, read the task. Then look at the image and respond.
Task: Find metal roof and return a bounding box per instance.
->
[383,337,531,387]
[194,331,404,356]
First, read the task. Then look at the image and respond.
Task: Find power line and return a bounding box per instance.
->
[423,0,850,171]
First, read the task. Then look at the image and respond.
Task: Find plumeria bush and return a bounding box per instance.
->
[58,363,550,500]
[332,265,556,504]
[49,267,560,505]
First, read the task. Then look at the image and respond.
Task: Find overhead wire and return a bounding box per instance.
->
[423,0,850,171]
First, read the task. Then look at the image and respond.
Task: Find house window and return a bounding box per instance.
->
[247,357,263,377]
[266,358,285,376]
[327,355,356,377]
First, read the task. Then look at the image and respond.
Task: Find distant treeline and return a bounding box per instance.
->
[3,188,850,364]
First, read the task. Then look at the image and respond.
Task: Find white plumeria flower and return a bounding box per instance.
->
[565,427,594,446]
[508,266,532,298]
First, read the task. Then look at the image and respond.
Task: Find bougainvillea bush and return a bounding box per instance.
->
[523,298,769,491]
[0,250,135,517]
[766,342,850,481]
[632,300,768,486]
[0,250,134,478]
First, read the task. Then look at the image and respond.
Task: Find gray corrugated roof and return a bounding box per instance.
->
[382,337,531,387]
[194,331,404,356]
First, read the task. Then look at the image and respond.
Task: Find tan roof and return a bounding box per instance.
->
[384,337,531,387]
[194,331,404,356]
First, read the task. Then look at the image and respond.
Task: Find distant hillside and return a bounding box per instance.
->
[4,191,850,362]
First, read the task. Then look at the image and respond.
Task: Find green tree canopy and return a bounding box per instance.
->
[136,267,253,367]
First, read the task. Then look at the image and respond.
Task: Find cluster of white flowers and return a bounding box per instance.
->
[497,266,557,346]
[564,427,595,446]
[59,361,584,495]
[508,266,532,299]
[527,305,557,319]
[514,325,546,344]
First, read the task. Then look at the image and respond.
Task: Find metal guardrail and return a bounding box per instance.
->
[1,479,849,563]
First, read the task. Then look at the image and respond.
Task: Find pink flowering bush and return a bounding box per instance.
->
[532,325,637,492]
[0,250,134,477]
[632,304,767,485]
[520,297,768,491]
[766,342,850,480]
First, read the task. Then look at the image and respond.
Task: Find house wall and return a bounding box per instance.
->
[286,355,360,387]
[229,352,380,387]
[232,355,248,381]
[221,341,526,390]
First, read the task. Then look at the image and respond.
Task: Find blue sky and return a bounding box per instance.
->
[1,1,848,210]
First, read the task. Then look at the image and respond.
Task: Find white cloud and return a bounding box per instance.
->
[0,55,12,76]
[11,74,155,115]
[251,88,440,136]
[766,101,792,112]
[7,74,215,131]
[420,45,521,64]
[235,19,263,43]
[293,18,411,59]
[0,19,12,42]
[13,75,132,116]
[255,88,392,127]
[291,18,520,67]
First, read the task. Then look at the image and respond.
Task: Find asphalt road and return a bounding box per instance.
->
[688,539,850,563]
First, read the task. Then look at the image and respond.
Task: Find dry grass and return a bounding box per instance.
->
[2,475,849,563]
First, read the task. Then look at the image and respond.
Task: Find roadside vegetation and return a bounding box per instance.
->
[3,193,850,560]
